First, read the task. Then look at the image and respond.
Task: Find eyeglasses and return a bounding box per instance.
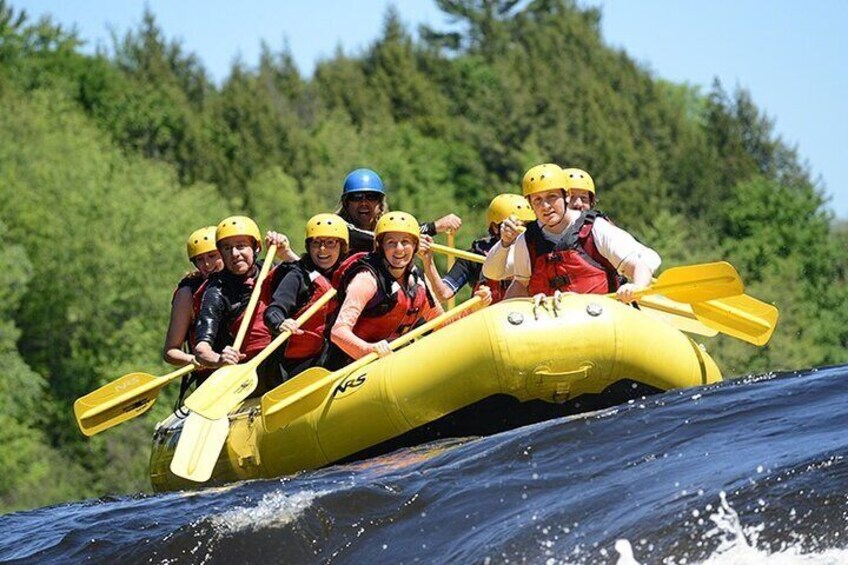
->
[345,192,382,203]
[309,238,341,250]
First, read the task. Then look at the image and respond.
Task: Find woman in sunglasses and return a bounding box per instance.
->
[337,168,463,253]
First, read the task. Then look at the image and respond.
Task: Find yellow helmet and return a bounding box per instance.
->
[215,215,262,250]
[487,193,537,225]
[186,226,218,260]
[521,163,567,197]
[374,211,420,242]
[562,167,596,194]
[305,213,349,245]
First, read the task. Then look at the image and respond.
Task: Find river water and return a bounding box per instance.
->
[1,365,846,564]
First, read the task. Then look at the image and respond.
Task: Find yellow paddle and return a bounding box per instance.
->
[361,226,482,264]
[184,289,337,420]
[692,294,779,346]
[445,231,456,309]
[640,292,778,345]
[261,295,484,432]
[421,242,776,343]
[429,244,742,304]
[73,364,195,437]
[170,245,277,482]
[429,241,484,264]
[72,245,279,437]
[610,261,743,304]
[430,238,779,345]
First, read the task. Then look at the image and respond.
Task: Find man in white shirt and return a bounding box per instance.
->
[482,163,660,302]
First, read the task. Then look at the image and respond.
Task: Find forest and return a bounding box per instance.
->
[0,0,845,512]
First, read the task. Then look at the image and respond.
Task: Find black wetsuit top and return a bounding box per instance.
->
[263,257,331,332]
[194,264,260,351]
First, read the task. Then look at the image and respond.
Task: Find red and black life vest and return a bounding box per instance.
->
[225,264,278,360]
[338,252,435,343]
[469,235,510,304]
[278,254,360,360]
[525,210,622,296]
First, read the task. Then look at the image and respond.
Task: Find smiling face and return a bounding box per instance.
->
[566,189,594,211]
[218,235,256,275]
[343,192,383,230]
[308,237,343,271]
[379,232,417,271]
[528,189,567,228]
[192,249,224,278]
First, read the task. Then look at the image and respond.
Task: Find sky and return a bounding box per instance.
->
[17,0,848,219]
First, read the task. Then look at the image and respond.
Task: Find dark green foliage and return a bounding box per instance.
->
[0,0,844,512]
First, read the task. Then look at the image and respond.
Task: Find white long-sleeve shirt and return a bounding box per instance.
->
[483,217,661,282]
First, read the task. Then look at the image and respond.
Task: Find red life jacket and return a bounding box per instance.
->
[226,264,277,360]
[469,235,510,304]
[338,252,435,343]
[279,253,361,361]
[525,211,622,296]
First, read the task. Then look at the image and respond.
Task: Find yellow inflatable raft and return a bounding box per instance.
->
[149,294,722,491]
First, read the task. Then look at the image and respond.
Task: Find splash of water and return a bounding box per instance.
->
[209,489,327,534]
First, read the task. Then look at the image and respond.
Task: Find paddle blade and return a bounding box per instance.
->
[170,413,230,482]
[261,367,333,432]
[184,364,258,420]
[693,295,779,346]
[651,262,744,304]
[73,372,163,437]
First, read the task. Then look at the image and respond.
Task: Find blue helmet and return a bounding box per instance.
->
[342,168,385,196]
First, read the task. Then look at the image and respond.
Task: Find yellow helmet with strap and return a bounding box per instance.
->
[215,215,262,250]
[374,211,420,242]
[487,193,536,225]
[305,213,349,245]
[562,167,595,194]
[521,163,567,197]
[186,226,218,260]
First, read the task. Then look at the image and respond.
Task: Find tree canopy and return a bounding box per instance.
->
[0,0,844,512]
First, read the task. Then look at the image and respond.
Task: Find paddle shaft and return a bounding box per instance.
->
[232,244,277,350]
[360,226,485,265]
[231,289,337,372]
[445,231,456,309]
[430,242,484,264]
[326,295,483,387]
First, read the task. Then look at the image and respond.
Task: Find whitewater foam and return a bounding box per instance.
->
[612,492,848,565]
[209,489,327,534]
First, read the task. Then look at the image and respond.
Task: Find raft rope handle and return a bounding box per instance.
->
[551,291,565,317]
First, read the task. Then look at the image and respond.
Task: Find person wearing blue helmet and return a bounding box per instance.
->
[337,167,463,253]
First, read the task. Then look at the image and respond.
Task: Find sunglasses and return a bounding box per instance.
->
[309,238,341,250]
[346,192,382,203]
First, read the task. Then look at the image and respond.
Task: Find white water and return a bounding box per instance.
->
[210,489,328,534]
[610,492,848,565]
